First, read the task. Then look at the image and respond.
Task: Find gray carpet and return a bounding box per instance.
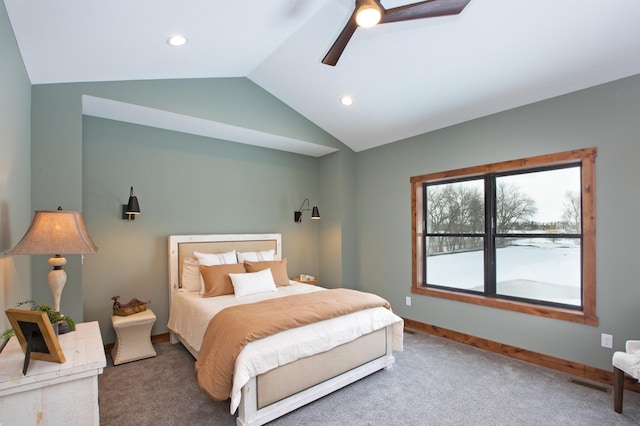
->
[98,330,640,425]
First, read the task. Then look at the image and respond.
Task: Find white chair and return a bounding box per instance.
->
[612,340,640,413]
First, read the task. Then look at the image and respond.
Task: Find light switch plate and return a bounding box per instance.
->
[601,333,613,348]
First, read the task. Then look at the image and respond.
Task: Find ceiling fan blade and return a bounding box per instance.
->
[382,0,471,24]
[322,12,359,66]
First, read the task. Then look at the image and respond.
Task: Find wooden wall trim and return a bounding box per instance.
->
[402,317,640,393]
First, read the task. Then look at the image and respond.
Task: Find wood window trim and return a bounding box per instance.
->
[410,148,598,326]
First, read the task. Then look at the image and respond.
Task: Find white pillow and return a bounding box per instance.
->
[229,268,277,298]
[181,257,204,293]
[236,249,275,263]
[194,250,237,266]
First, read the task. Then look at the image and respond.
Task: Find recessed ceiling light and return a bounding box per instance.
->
[340,96,353,106]
[167,34,188,47]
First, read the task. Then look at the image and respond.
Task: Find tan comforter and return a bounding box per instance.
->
[194,288,391,401]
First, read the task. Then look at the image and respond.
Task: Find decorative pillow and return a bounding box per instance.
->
[236,249,275,263]
[229,268,277,298]
[181,257,204,292]
[194,250,237,266]
[200,263,246,298]
[244,258,289,287]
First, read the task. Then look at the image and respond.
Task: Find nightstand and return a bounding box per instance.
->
[291,277,318,285]
[0,321,106,425]
[111,309,157,365]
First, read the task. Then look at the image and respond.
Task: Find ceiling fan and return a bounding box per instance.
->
[322,0,471,66]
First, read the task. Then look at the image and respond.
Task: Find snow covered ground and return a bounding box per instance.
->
[427,239,581,306]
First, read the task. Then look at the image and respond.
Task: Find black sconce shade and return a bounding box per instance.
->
[122,186,141,220]
[294,199,320,223]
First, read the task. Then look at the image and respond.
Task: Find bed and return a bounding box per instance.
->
[167,233,403,425]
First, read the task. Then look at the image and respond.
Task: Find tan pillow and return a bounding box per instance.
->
[244,259,289,287]
[200,263,246,297]
[181,257,204,293]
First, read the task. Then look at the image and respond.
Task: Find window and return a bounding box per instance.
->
[411,148,597,325]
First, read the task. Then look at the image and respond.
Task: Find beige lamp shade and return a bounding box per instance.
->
[6,209,98,313]
[6,209,98,255]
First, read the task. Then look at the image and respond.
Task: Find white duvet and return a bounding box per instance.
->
[167,282,404,414]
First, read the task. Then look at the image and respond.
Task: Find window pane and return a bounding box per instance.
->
[426,236,484,291]
[495,237,581,307]
[426,180,484,234]
[496,167,581,234]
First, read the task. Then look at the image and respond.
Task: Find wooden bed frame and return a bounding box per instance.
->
[168,234,396,426]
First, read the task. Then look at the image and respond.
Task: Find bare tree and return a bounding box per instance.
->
[427,183,483,253]
[426,185,449,253]
[561,190,581,232]
[427,181,538,253]
[495,183,537,234]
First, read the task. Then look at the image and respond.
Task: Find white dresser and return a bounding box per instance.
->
[0,321,106,425]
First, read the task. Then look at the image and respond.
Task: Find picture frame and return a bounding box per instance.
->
[5,308,66,374]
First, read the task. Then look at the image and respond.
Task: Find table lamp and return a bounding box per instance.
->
[5,207,98,313]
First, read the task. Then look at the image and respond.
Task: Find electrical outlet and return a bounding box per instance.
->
[601,333,613,348]
[406,296,411,306]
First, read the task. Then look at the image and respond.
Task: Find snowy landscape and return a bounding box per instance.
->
[426,238,581,307]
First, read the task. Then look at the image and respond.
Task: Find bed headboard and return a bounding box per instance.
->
[168,233,282,301]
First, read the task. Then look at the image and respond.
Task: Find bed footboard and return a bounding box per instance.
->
[236,326,394,426]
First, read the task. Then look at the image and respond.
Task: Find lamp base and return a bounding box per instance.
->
[48,256,67,313]
[54,320,72,335]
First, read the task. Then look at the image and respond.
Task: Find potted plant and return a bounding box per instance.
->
[1,300,76,340]
[0,327,13,352]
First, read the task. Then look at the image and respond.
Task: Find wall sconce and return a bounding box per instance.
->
[122,186,141,221]
[294,198,320,223]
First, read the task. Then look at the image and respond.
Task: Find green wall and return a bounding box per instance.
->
[355,73,640,371]
[29,78,353,343]
[318,149,357,289]
[0,1,32,334]
[83,116,325,342]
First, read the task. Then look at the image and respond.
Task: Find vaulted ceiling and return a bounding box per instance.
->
[5,0,640,152]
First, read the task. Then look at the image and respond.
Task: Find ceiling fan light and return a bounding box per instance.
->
[356,7,381,28]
